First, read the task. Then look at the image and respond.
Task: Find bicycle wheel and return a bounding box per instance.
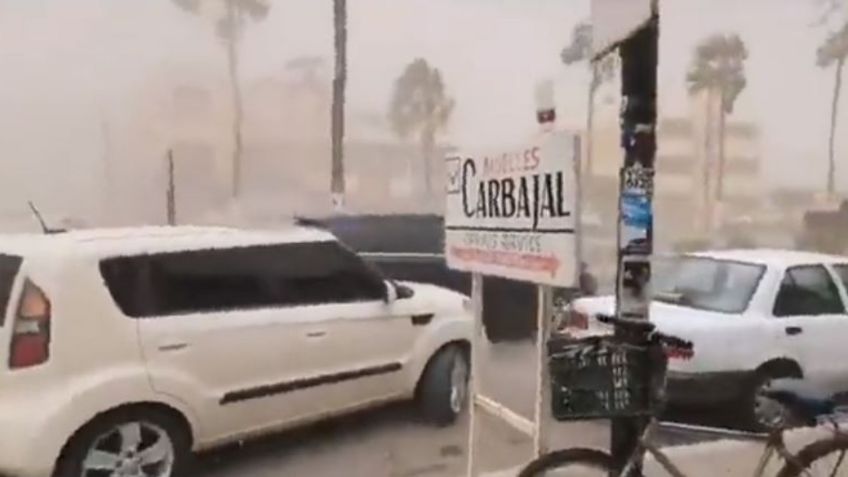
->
[777,434,848,477]
[517,448,614,477]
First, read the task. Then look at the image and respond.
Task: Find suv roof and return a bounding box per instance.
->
[0,225,336,259]
[689,248,847,267]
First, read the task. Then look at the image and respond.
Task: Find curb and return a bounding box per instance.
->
[474,426,827,477]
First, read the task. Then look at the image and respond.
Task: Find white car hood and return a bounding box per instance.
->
[399,281,468,315]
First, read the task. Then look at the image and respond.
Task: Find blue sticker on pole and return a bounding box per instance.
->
[621,192,652,252]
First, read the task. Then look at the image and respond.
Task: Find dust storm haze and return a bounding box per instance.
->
[0,0,844,235]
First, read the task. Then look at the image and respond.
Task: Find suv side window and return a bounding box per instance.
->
[773,265,845,317]
[833,265,848,293]
[275,241,386,306]
[100,241,387,318]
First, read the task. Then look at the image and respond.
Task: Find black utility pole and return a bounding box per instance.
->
[610,13,659,477]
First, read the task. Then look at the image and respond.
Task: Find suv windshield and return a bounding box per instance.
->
[652,256,765,314]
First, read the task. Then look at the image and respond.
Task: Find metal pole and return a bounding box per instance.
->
[331,0,347,212]
[533,285,553,456]
[574,135,584,291]
[100,116,113,226]
[225,0,244,199]
[610,11,659,477]
[465,273,484,476]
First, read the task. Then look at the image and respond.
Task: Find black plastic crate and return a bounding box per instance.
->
[548,335,661,421]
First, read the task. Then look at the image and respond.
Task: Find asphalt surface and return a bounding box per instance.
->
[195,341,737,477]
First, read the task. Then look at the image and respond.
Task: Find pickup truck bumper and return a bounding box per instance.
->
[666,370,753,407]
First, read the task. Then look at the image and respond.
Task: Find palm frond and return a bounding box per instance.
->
[687,32,749,113]
[172,0,201,13]
[238,0,271,21]
[817,22,848,68]
[561,22,593,65]
[388,58,454,140]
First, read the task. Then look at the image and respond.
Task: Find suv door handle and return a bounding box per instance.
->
[785,326,803,336]
[158,342,189,352]
[306,330,327,339]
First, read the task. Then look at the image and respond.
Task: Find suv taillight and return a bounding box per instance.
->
[565,309,589,330]
[9,279,51,369]
[556,308,589,332]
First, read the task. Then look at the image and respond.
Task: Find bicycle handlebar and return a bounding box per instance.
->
[595,313,693,351]
[652,331,694,351]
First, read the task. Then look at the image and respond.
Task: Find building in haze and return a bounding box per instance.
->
[584,101,765,250]
[121,60,446,224]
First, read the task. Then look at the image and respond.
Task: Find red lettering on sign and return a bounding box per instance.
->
[449,246,560,277]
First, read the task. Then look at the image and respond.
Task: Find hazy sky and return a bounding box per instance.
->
[0,0,845,221]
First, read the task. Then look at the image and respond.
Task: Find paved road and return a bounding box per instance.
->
[196,341,731,477]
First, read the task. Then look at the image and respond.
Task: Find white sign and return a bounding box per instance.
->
[444,132,578,286]
[591,0,654,59]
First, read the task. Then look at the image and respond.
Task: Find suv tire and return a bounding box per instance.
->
[417,345,469,426]
[55,408,192,477]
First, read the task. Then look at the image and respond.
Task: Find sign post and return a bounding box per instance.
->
[592,0,659,474]
[445,129,580,475]
[465,273,484,476]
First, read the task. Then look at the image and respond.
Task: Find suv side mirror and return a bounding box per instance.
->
[384,281,399,304]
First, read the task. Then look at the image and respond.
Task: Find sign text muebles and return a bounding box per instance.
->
[444,132,578,287]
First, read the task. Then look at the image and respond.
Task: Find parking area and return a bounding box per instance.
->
[198,341,726,477]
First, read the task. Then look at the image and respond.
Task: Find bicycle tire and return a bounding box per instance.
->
[777,434,848,477]
[517,448,614,477]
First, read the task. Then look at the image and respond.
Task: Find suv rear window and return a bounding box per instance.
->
[0,254,22,327]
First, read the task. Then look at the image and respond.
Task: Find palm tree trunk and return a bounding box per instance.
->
[225,0,244,199]
[421,127,435,198]
[331,0,347,212]
[585,66,598,177]
[716,94,727,201]
[827,57,844,197]
[703,90,714,234]
[167,150,176,226]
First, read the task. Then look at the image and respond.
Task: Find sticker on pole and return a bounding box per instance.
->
[591,0,654,59]
[444,132,578,287]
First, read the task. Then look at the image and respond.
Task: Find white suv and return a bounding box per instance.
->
[0,226,473,477]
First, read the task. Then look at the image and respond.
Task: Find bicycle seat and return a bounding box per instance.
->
[762,389,836,425]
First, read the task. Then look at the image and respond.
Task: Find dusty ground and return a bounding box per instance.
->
[196,341,729,477]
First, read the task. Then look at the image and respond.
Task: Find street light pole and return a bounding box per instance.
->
[610,12,659,477]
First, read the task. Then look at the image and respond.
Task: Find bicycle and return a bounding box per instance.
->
[517,313,848,477]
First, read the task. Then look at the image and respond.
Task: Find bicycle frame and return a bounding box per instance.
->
[617,419,801,477]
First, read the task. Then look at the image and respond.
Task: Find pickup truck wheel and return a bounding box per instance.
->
[741,370,790,432]
[416,345,469,426]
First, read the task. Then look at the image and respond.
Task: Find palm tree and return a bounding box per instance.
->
[172,0,271,199]
[561,22,616,177]
[817,22,848,197]
[331,0,347,212]
[388,58,455,198]
[687,33,748,202]
[813,0,846,26]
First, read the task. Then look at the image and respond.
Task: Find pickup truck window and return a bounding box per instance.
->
[774,265,845,317]
[652,256,765,314]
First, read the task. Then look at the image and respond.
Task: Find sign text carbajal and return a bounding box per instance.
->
[444,132,578,287]
[458,146,570,230]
